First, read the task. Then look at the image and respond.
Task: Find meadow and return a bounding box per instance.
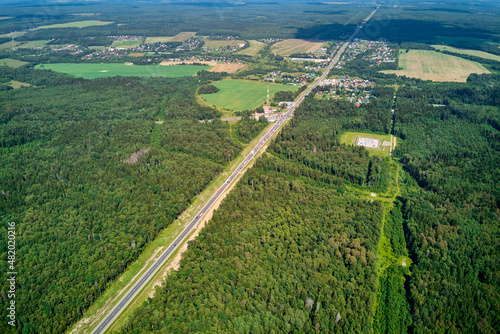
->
[0,58,29,68]
[34,63,211,79]
[37,20,114,29]
[17,40,50,48]
[236,40,266,56]
[431,45,500,62]
[201,79,298,111]
[381,50,489,82]
[112,40,142,48]
[204,40,245,48]
[271,39,325,56]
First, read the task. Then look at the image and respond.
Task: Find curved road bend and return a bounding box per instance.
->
[90,7,378,334]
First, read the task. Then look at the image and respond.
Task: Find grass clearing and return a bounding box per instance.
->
[431,45,500,62]
[35,63,210,79]
[38,20,113,29]
[381,50,490,82]
[169,31,196,42]
[271,39,325,56]
[145,36,172,44]
[128,52,146,57]
[8,80,31,89]
[0,32,25,39]
[340,131,394,157]
[0,41,20,50]
[236,40,266,56]
[0,58,29,68]
[201,79,299,111]
[17,40,50,48]
[112,40,142,48]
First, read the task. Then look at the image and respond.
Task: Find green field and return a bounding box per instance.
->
[340,131,394,157]
[0,41,19,50]
[112,40,142,48]
[18,40,50,48]
[236,40,266,56]
[1,58,29,68]
[38,20,113,29]
[381,50,489,82]
[144,36,172,44]
[432,45,500,62]
[201,79,299,111]
[34,63,211,79]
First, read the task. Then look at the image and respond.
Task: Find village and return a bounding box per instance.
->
[317,75,375,105]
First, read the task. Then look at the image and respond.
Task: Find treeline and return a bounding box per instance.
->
[0,69,242,333]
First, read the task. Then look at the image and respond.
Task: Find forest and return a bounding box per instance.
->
[118,68,499,333]
[0,67,249,333]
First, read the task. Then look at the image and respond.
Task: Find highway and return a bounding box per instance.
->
[90,7,377,334]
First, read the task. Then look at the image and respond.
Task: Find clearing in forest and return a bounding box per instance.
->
[0,58,29,68]
[431,45,500,62]
[17,40,50,48]
[37,20,113,29]
[271,39,325,56]
[35,63,211,79]
[341,131,394,157]
[381,50,489,82]
[236,40,266,56]
[200,79,299,111]
[8,80,31,89]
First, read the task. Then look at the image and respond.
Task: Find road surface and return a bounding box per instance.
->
[90,7,377,334]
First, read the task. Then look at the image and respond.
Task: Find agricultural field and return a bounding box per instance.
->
[34,63,211,79]
[271,39,325,56]
[112,40,142,48]
[17,40,50,48]
[0,40,19,50]
[0,31,25,39]
[381,50,490,82]
[209,63,245,73]
[200,79,299,111]
[144,36,172,44]
[169,32,196,42]
[431,45,500,62]
[128,52,146,57]
[340,131,394,157]
[0,17,12,20]
[0,58,29,68]
[236,40,266,56]
[204,40,246,48]
[37,20,114,29]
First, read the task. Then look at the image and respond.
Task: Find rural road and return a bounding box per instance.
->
[90,7,378,334]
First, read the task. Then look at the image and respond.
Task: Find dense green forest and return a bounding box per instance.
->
[0,67,242,333]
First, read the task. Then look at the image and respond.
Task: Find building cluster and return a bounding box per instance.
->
[363,40,396,65]
[318,76,375,105]
[260,37,282,44]
[334,39,395,68]
[201,43,246,53]
[109,35,142,42]
[135,43,176,53]
[209,35,240,40]
[175,38,203,51]
[265,70,315,85]
[82,48,128,60]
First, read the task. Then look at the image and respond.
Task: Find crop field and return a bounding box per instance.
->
[144,36,172,44]
[0,32,25,39]
[0,41,19,50]
[236,40,266,56]
[340,131,394,157]
[38,20,114,29]
[381,50,490,82]
[112,40,142,48]
[204,40,245,48]
[1,58,29,68]
[169,32,196,42]
[17,40,50,48]
[34,63,211,79]
[201,79,299,111]
[431,45,500,62]
[271,39,325,56]
[128,52,146,57]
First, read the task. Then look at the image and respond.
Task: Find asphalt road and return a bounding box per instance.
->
[90,8,377,334]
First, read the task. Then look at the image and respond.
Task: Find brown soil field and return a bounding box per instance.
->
[208,63,246,73]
